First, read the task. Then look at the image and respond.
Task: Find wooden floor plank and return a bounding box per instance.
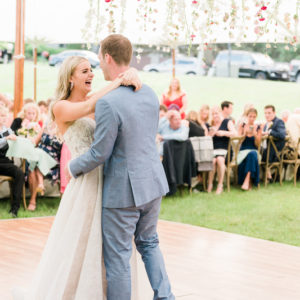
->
[0,217,300,300]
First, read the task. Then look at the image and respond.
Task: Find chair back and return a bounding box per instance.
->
[189,136,214,163]
[227,136,244,167]
[266,136,289,163]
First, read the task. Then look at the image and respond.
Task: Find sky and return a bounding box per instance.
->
[1,0,300,45]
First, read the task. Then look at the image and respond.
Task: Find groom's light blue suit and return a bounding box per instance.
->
[69,85,174,300]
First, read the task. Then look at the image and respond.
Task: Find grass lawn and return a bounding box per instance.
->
[1,61,300,119]
[1,62,300,247]
[1,182,300,247]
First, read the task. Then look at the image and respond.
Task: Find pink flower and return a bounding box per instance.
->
[105,0,111,2]
[259,18,265,22]
[192,0,198,4]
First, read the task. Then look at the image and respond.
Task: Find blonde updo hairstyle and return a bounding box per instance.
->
[18,102,40,122]
[51,56,89,121]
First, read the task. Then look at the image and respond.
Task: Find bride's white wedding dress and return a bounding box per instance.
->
[12,117,152,300]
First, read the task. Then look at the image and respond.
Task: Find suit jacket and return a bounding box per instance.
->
[69,85,169,208]
[263,116,286,162]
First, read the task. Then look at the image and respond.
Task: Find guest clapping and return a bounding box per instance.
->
[207,106,237,194]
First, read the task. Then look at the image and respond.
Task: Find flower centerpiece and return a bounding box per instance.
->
[17,120,41,138]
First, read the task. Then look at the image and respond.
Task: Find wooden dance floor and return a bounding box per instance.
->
[0,217,300,300]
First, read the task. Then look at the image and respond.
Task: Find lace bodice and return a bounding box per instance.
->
[63,118,95,159]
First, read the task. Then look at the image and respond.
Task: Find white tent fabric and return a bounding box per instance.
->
[0,0,300,45]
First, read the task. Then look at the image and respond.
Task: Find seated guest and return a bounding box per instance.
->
[262,105,286,182]
[207,106,236,194]
[158,104,169,129]
[38,100,49,127]
[286,110,300,157]
[281,109,291,124]
[24,98,34,105]
[161,78,187,119]
[0,92,13,111]
[186,110,205,137]
[157,110,189,156]
[35,120,63,191]
[237,108,262,191]
[221,100,234,121]
[0,96,14,128]
[0,106,24,217]
[11,103,56,211]
[199,104,210,135]
[236,103,254,128]
[11,102,42,136]
[159,104,168,119]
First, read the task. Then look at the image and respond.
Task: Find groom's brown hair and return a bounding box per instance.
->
[100,34,132,66]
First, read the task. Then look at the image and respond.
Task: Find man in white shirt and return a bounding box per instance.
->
[157,110,189,155]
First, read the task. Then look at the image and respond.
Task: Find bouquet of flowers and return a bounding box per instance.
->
[17,120,41,138]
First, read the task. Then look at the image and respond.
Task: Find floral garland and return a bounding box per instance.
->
[82,0,300,51]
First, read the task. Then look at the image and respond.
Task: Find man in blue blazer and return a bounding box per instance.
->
[262,105,286,180]
[69,34,174,300]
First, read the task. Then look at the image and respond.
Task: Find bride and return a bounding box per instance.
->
[12,56,152,299]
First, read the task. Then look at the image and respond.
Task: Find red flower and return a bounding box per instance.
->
[105,0,111,2]
[190,34,196,40]
[259,18,265,21]
[261,6,267,10]
[192,0,198,4]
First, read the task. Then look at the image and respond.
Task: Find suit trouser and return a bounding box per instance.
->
[0,158,24,210]
[102,197,175,300]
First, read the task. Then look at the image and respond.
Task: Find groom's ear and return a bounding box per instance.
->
[104,53,112,64]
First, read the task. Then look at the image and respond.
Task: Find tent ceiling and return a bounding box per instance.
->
[0,0,300,46]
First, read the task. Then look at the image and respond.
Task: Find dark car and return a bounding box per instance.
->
[0,42,13,64]
[289,59,300,82]
[214,50,289,81]
[49,50,100,68]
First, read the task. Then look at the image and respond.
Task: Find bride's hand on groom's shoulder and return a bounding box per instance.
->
[119,68,142,91]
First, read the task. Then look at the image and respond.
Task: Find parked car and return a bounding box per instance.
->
[48,50,100,68]
[0,42,13,64]
[213,50,289,81]
[289,59,300,82]
[143,56,207,75]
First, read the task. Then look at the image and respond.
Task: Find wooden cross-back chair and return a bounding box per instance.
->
[279,137,300,186]
[261,136,289,187]
[226,136,245,192]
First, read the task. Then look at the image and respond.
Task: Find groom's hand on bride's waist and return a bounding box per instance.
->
[65,163,73,181]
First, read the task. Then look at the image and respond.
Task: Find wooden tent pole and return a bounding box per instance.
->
[33,47,37,101]
[172,48,175,78]
[14,0,25,117]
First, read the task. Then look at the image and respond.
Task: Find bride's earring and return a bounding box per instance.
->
[70,82,74,91]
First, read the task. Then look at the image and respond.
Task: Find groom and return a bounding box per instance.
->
[69,34,174,300]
